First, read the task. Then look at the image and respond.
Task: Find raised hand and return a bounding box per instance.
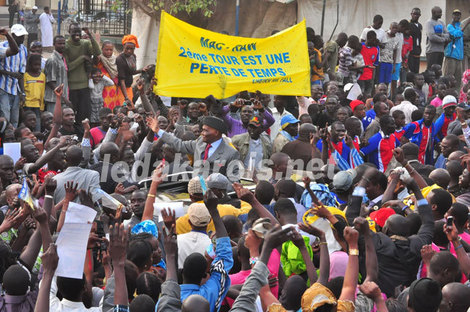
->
[109,223,128,266]
[312,204,331,218]
[146,116,159,133]
[1,208,22,230]
[41,243,59,274]
[393,147,405,165]
[344,226,359,248]
[33,206,48,224]
[151,161,166,184]
[163,224,177,258]
[161,208,176,231]
[298,222,325,238]
[114,183,125,195]
[54,84,64,97]
[64,181,78,202]
[82,118,91,133]
[359,281,382,301]
[353,217,370,236]
[420,244,435,266]
[244,229,262,253]
[232,182,255,203]
[203,189,219,212]
[291,228,306,249]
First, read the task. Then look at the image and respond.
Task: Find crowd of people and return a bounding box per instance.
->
[1,3,470,312]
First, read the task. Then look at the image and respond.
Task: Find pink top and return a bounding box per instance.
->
[419,233,470,283]
[90,127,106,148]
[430,97,442,107]
[226,249,281,307]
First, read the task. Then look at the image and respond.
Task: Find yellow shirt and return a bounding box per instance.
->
[176,200,252,234]
[24,72,45,110]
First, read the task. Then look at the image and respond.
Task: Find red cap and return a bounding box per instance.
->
[350,100,364,112]
[369,207,396,227]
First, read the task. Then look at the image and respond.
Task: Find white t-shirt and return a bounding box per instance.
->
[395,32,404,63]
[360,26,386,43]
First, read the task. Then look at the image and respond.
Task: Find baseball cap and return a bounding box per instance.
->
[332,169,357,192]
[369,207,396,227]
[206,173,230,190]
[11,24,28,37]
[442,95,457,109]
[248,116,262,127]
[187,203,211,227]
[187,177,203,195]
[281,114,300,130]
[453,9,461,14]
[457,102,470,110]
[32,5,38,9]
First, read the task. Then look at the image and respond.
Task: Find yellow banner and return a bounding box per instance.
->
[155,11,311,99]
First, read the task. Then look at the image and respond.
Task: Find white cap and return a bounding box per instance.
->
[32,5,38,9]
[10,24,28,36]
[442,95,457,109]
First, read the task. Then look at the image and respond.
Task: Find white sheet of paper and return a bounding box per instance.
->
[64,202,97,224]
[347,83,362,101]
[3,142,21,164]
[160,96,172,107]
[55,223,93,279]
[153,201,186,218]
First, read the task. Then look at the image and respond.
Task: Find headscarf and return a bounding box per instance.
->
[122,34,139,48]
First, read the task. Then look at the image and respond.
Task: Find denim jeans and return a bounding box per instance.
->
[0,89,20,127]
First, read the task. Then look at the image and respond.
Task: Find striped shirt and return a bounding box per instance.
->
[0,42,27,95]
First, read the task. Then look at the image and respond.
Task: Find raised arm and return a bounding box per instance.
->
[232,182,278,225]
[407,178,434,253]
[27,136,67,174]
[45,85,64,147]
[108,223,128,306]
[299,223,329,285]
[34,244,59,312]
[142,162,165,221]
[445,222,470,277]
[393,147,428,189]
[354,217,378,283]
[0,28,19,57]
[232,225,294,312]
[339,227,360,302]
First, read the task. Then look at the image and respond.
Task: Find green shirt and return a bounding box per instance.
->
[64,37,101,90]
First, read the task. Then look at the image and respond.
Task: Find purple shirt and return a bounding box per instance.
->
[222,105,275,137]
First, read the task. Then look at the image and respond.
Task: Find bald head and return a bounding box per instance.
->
[66,145,83,167]
[449,150,465,161]
[441,282,470,312]
[100,142,120,162]
[383,214,409,237]
[182,295,210,312]
[429,168,451,189]
[298,123,316,141]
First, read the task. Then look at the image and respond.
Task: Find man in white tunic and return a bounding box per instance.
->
[39,6,54,51]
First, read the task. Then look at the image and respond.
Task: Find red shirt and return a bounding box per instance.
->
[90,127,107,148]
[359,45,378,81]
[402,36,413,61]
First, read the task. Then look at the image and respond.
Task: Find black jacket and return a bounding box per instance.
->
[409,21,423,55]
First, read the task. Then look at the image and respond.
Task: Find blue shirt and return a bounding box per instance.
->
[0,42,27,95]
[180,236,233,312]
[363,109,376,129]
[445,22,464,60]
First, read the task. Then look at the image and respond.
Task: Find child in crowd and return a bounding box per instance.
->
[23,54,45,132]
[89,67,115,124]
